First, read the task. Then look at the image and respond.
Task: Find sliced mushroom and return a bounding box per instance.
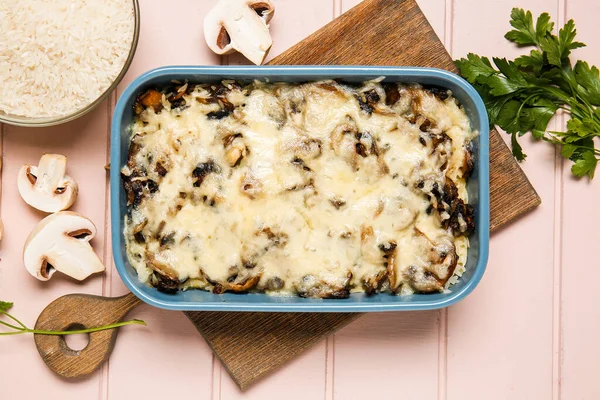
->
[460,144,474,179]
[294,137,322,160]
[330,121,389,175]
[265,276,285,290]
[428,177,475,236]
[425,86,450,101]
[382,82,400,106]
[362,269,388,295]
[204,0,275,65]
[225,273,262,293]
[192,160,220,187]
[23,211,105,281]
[295,272,352,299]
[359,226,394,294]
[18,154,78,213]
[329,196,346,210]
[202,267,261,294]
[224,134,247,167]
[398,230,458,293]
[355,88,381,114]
[146,252,179,281]
[330,118,359,168]
[239,226,289,266]
[240,171,263,199]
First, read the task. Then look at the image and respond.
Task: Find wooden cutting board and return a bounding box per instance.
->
[185,0,541,390]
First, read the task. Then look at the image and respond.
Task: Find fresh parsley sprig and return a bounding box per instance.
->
[456,8,600,178]
[0,300,145,336]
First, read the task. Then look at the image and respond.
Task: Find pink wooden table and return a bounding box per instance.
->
[1,0,599,398]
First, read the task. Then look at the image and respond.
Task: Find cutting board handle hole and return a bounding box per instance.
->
[61,323,90,353]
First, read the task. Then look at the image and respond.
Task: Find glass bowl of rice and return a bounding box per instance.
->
[0,0,140,127]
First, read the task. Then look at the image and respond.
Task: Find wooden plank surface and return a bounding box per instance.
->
[0,106,110,400]
[447,1,558,398]
[560,1,600,399]
[1,0,599,399]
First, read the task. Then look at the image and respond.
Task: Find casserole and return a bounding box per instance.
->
[111,66,489,312]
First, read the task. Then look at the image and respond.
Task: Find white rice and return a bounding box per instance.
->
[0,0,135,118]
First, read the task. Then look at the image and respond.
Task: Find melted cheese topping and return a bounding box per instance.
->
[123,80,476,297]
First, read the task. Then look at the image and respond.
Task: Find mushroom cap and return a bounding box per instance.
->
[204,0,275,65]
[23,211,105,281]
[17,154,78,213]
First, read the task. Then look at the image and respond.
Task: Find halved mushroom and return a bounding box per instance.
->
[204,0,275,65]
[23,211,105,281]
[18,154,78,213]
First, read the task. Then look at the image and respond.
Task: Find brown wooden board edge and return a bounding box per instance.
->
[184,311,362,390]
[488,128,541,232]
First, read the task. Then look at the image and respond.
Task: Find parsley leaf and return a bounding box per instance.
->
[567,118,596,138]
[496,100,523,134]
[504,9,537,46]
[511,131,526,161]
[0,301,13,313]
[515,49,545,73]
[521,101,559,138]
[540,20,585,67]
[574,61,600,106]
[571,151,597,178]
[535,13,554,39]
[455,8,600,179]
[505,10,554,46]
[454,54,497,83]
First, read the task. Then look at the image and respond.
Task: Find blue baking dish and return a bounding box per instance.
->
[111,66,489,312]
